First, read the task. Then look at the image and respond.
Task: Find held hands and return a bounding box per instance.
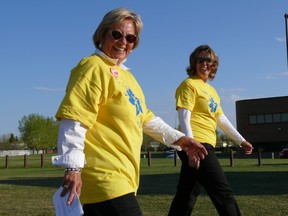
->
[60,171,82,205]
[240,141,254,155]
[174,136,208,169]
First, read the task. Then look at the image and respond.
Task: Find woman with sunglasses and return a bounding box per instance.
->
[168,45,254,216]
[52,8,208,216]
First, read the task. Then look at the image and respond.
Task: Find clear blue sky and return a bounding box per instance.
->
[1,1,287,137]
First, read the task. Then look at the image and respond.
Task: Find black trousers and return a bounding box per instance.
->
[83,192,142,216]
[168,144,241,216]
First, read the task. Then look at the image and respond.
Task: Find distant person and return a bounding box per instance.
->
[168,45,253,216]
[52,8,207,216]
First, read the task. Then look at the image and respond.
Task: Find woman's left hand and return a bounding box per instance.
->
[241,141,254,155]
[189,157,200,169]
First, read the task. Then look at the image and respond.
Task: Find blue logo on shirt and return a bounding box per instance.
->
[209,97,218,113]
[126,88,143,115]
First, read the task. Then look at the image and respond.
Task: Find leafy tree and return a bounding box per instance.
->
[142,133,155,151]
[9,133,16,143]
[0,134,12,150]
[18,113,59,151]
[1,134,8,143]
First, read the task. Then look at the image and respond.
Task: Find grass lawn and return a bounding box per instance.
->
[0,153,288,215]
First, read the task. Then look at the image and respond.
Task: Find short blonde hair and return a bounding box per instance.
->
[93,8,143,50]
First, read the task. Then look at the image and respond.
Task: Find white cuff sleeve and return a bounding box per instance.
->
[216,114,245,146]
[178,108,193,138]
[143,116,184,151]
[51,119,87,168]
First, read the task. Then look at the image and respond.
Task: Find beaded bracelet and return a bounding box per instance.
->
[64,168,82,173]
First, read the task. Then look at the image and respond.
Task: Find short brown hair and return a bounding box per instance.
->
[186,45,218,78]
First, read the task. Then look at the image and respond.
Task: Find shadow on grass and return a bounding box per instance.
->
[0,177,62,188]
[138,171,288,196]
[1,171,287,197]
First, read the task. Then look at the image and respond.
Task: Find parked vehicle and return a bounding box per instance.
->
[279,148,288,158]
[165,150,175,154]
[166,154,175,159]
[166,153,179,159]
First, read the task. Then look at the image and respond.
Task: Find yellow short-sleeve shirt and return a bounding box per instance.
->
[56,54,154,203]
[175,77,223,146]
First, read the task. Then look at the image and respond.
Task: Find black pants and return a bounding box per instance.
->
[168,144,241,216]
[83,192,142,216]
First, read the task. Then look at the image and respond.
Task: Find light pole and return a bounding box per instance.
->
[285,13,288,68]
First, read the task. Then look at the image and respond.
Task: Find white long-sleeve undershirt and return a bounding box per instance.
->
[177,108,245,146]
[51,119,87,168]
[178,108,193,138]
[142,116,183,151]
[216,114,245,146]
[52,117,184,168]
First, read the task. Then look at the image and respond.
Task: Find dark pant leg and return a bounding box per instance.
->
[168,150,201,216]
[198,144,241,216]
[83,192,142,216]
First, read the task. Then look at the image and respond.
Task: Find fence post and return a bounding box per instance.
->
[230,148,234,167]
[41,154,44,167]
[258,149,262,166]
[173,150,177,166]
[5,155,9,168]
[24,154,28,168]
[147,151,151,167]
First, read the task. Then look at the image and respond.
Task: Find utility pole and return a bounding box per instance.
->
[285,13,288,68]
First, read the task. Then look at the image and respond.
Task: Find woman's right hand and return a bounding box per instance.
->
[175,136,208,163]
[60,171,82,205]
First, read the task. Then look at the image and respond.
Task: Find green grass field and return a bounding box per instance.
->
[0,154,288,216]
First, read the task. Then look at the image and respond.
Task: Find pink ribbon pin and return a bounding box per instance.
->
[110,67,119,78]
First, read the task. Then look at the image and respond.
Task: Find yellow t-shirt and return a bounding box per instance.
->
[175,77,223,146]
[56,54,154,203]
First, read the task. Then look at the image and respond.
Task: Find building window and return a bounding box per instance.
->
[257,115,265,123]
[265,114,273,123]
[273,113,281,123]
[249,115,257,124]
[249,112,288,124]
[282,113,288,122]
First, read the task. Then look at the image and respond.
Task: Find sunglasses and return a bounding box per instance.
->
[196,57,213,64]
[110,30,137,44]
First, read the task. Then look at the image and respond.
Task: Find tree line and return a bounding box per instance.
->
[0,113,59,151]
